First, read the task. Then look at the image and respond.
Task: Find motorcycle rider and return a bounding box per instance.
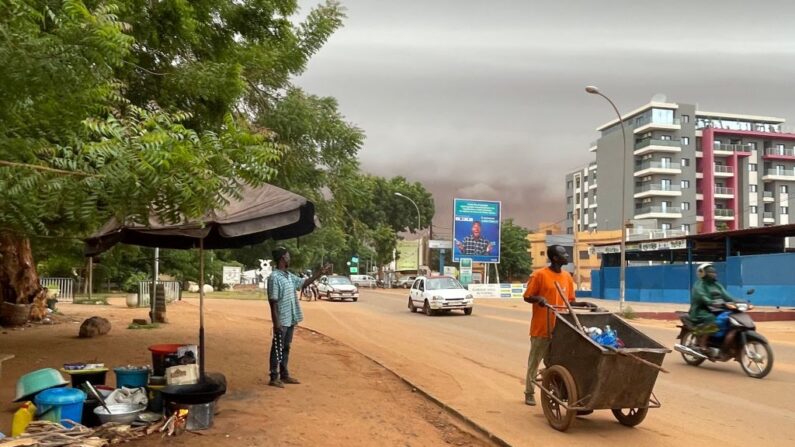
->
[689,263,737,352]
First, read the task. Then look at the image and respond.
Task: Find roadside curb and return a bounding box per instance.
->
[633,311,795,321]
[300,325,513,447]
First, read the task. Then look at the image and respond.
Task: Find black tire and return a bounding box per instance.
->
[352,297,358,302]
[739,339,774,379]
[424,301,435,316]
[680,330,706,366]
[540,365,578,432]
[408,298,417,313]
[611,407,648,427]
[464,307,473,316]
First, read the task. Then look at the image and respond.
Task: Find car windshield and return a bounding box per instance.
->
[328,277,352,285]
[426,278,464,290]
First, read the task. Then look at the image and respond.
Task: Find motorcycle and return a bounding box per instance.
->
[674,289,774,379]
[300,281,319,301]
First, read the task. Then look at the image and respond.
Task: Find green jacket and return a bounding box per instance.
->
[689,279,736,324]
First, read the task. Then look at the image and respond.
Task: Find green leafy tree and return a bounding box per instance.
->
[498,219,532,282]
[0,0,346,303]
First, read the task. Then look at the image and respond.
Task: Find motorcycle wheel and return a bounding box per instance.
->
[739,340,774,379]
[680,331,705,366]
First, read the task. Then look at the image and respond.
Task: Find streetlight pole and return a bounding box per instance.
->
[586,85,628,313]
[395,192,422,277]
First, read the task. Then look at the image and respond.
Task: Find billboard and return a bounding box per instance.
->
[222,266,242,285]
[396,240,420,271]
[452,199,501,263]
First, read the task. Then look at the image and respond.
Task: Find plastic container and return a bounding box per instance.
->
[61,368,108,389]
[34,388,86,428]
[146,385,165,412]
[15,368,69,402]
[114,367,150,389]
[148,344,184,376]
[12,402,36,436]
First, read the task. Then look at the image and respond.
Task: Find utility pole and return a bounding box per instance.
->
[574,209,580,290]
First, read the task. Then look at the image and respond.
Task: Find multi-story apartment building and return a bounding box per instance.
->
[567,97,795,236]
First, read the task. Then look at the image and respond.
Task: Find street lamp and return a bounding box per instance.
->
[395,192,422,277]
[586,85,628,313]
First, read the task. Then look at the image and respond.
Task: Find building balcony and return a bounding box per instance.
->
[634,206,682,219]
[762,169,795,181]
[713,143,753,155]
[763,191,775,202]
[763,212,775,223]
[633,139,682,156]
[626,228,688,241]
[714,187,734,198]
[634,118,681,134]
[713,165,734,177]
[763,148,795,160]
[634,183,682,199]
[589,141,598,153]
[633,161,682,177]
[714,209,735,221]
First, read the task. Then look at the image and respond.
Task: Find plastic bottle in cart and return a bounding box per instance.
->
[602,325,617,348]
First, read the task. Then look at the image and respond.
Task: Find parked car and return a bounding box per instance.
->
[317,275,359,301]
[393,275,416,289]
[407,276,474,316]
[350,275,377,288]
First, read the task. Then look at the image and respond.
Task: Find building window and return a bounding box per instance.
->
[567,211,573,219]
[681,202,690,211]
[566,227,573,234]
[681,180,690,189]
[661,223,672,230]
[749,163,758,172]
[660,135,672,141]
[681,158,690,167]
[567,196,572,204]
[579,250,589,260]
[681,224,690,233]
[750,206,758,214]
[567,181,573,189]
[575,177,581,188]
[782,185,789,194]
[750,184,758,193]
[782,207,789,214]
[681,137,690,145]
[540,251,545,257]
[681,114,690,123]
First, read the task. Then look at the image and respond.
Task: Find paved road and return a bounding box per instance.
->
[203,290,795,446]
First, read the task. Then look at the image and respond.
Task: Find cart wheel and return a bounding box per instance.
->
[540,365,578,432]
[611,407,648,427]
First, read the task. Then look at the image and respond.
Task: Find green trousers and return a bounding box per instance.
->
[525,336,551,396]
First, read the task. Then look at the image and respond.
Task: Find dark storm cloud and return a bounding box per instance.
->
[296,0,795,229]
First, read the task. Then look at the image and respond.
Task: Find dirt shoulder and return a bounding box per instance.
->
[0,299,492,446]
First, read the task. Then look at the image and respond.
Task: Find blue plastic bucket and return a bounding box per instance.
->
[114,367,150,388]
[34,388,86,428]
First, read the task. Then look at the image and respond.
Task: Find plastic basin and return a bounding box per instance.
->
[114,367,150,389]
[15,368,69,402]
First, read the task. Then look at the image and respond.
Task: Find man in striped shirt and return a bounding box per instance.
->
[267,247,329,388]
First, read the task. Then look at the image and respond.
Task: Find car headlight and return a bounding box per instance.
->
[465,294,473,300]
[432,295,444,301]
[353,289,359,294]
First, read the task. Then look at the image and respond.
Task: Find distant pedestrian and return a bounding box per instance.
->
[521,245,595,406]
[267,247,329,388]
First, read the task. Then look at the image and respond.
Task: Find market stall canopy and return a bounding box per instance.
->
[84,183,317,256]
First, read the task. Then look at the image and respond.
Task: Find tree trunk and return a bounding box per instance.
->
[0,230,42,305]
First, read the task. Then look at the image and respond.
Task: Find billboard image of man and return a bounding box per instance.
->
[455,221,493,256]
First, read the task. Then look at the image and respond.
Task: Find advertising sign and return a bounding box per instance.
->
[396,240,420,271]
[429,240,453,249]
[459,257,473,286]
[443,266,458,277]
[222,266,242,285]
[452,199,501,263]
[468,283,527,299]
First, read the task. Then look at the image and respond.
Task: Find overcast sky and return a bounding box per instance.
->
[296,0,795,235]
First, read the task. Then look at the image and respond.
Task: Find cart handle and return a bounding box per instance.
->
[554,281,586,335]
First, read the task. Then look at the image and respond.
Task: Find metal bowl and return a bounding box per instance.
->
[93,403,146,424]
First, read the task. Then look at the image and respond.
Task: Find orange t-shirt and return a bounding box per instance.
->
[523,267,575,338]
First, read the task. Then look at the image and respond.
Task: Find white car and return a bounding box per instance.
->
[408,276,474,316]
[317,275,359,302]
[350,274,376,288]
